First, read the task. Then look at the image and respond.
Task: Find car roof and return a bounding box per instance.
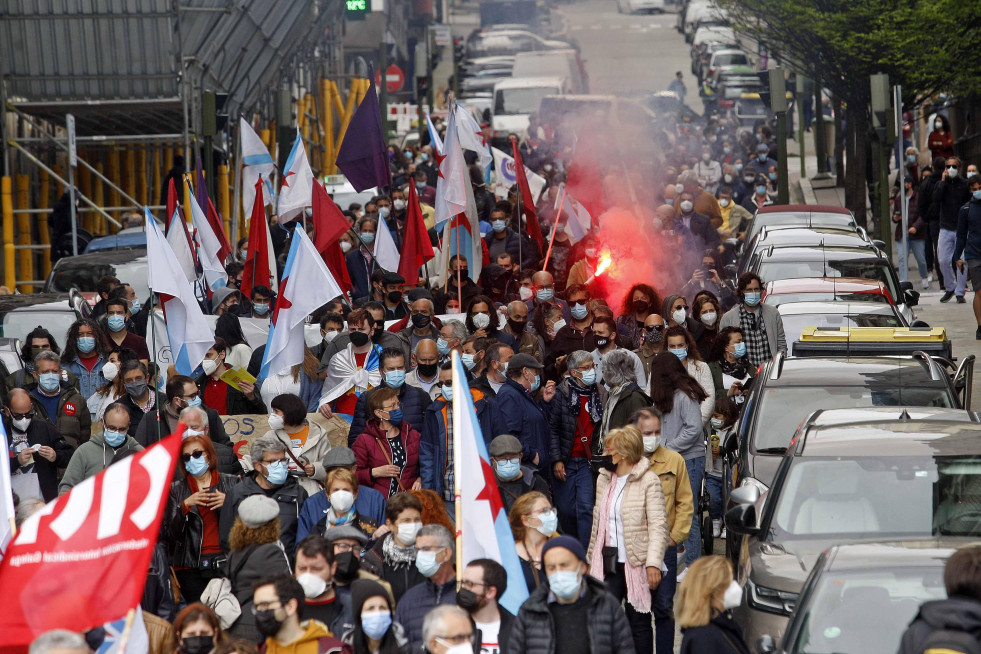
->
[766,356,945,385]
[800,421,981,457]
[494,76,566,90]
[766,277,889,294]
[0,292,75,311]
[51,247,148,267]
[761,245,885,261]
[514,49,576,59]
[824,540,970,571]
[776,301,898,316]
[757,204,853,215]
[755,229,870,248]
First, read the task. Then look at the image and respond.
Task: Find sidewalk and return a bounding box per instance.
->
[790,122,981,409]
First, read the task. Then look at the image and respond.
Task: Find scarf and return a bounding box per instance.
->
[382,532,418,567]
[321,343,382,405]
[327,507,358,527]
[719,358,749,380]
[588,470,651,613]
[567,378,603,423]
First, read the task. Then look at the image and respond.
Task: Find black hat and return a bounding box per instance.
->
[350,578,392,618]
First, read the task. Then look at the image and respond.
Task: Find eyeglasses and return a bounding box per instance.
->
[947,165,958,170]
[181,450,205,463]
[251,600,282,614]
[182,393,200,401]
[460,580,488,590]
[380,402,402,413]
[333,542,358,553]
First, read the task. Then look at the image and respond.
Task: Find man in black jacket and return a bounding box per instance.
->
[510,535,635,654]
[898,546,981,654]
[4,388,74,501]
[135,374,230,448]
[934,156,972,302]
[918,157,945,287]
[460,558,515,654]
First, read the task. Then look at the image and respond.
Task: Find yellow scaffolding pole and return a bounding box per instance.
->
[107,149,121,234]
[125,148,137,212]
[218,164,231,244]
[38,169,51,279]
[93,162,105,235]
[16,174,33,293]
[2,177,15,291]
[137,147,148,206]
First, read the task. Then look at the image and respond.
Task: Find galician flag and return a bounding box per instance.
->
[426,113,444,154]
[240,117,276,219]
[434,109,469,230]
[145,208,214,375]
[259,229,343,379]
[451,352,529,616]
[454,104,493,170]
[373,214,401,273]
[166,209,197,284]
[188,192,228,293]
[277,131,314,223]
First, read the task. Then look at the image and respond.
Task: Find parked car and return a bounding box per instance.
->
[742,205,858,245]
[0,290,92,348]
[466,30,574,59]
[44,247,150,304]
[617,0,665,14]
[727,407,981,645]
[738,225,879,275]
[776,301,910,354]
[759,540,968,654]
[83,228,147,253]
[762,277,895,307]
[701,48,752,82]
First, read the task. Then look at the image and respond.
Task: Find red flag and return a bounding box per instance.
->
[165,178,179,234]
[510,137,544,250]
[0,429,184,647]
[206,197,233,262]
[398,183,435,286]
[240,179,271,299]
[312,181,353,294]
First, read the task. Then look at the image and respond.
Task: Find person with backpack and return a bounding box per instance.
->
[898,545,981,654]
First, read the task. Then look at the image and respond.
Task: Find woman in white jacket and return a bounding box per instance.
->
[664,325,716,429]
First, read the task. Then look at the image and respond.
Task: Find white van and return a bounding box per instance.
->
[491,76,569,148]
[511,49,587,94]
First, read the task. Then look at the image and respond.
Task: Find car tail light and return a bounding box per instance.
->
[747,579,798,616]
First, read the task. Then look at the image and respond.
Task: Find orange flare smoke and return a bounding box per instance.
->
[596,254,612,277]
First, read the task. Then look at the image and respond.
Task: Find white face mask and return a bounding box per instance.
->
[552,319,567,332]
[296,572,329,599]
[719,198,731,208]
[201,358,219,376]
[472,312,491,329]
[12,416,31,432]
[102,361,119,381]
[672,308,686,324]
[330,489,355,514]
[340,241,353,253]
[437,640,474,654]
[723,580,742,609]
[323,330,339,343]
[397,521,423,545]
[643,436,661,452]
[518,287,534,301]
[680,200,694,213]
[268,413,285,431]
[700,312,717,327]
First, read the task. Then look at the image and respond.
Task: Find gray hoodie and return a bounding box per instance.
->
[58,430,143,495]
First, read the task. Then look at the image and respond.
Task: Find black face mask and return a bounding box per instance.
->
[180,635,215,654]
[387,291,403,304]
[591,455,617,474]
[456,587,481,612]
[254,609,284,639]
[334,551,360,583]
[373,325,385,342]
[508,319,527,334]
[411,313,432,329]
[632,300,650,315]
[350,331,371,347]
[417,362,438,378]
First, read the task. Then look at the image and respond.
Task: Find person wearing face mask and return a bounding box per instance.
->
[674,189,722,277]
[61,318,111,402]
[59,404,139,495]
[705,398,738,540]
[548,351,602,547]
[676,556,749,654]
[719,272,787,368]
[134,374,230,447]
[508,492,558,593]
[351,387,422,497]
[587,425,669,654]
[219,435,309,556]
[707,326,754,405]
[86,347,128,423]
[588,317,647,389]
[196,339,265,416]
[3,388,73,501]
[394,524,458,652]
[484,204,524,269]
[525,270,572,325]
[342,578,410,654]
[693,147,722,195]
[715,185,753,241]
[953,174,981,337]
[740,174,774,213]
[28,350,91,448]
[457,558,514,654]
[421,363,509,508]
[172,603,225,654]
[632,407,693,654]
[489,434,551,514]
[311,469,383,542]
[215,312,255,371]
[927,114,955,161]
[510,535,635,654]
[461,295,500,343]
[249,573,347,653]
[345,217,379,301]
[318,303,403,375]
[407,339,443,399]
[395,298,441,359]
[614,284,661,350]
[634,313,667,383]
[496,300,544,362]
[893,175,929,289]
[103,297,150,365]
[378,271,408,321]
[349,349,432,446]
[293,535,354,637]
[688,294,723,360]
[359,493,428,603]
[249,285,275,320]
[164,434,241,603]
[413,168,437,204]
[435,255,482,314]
[107,282,149,338]
[495,354,554,473]
[934,156,971,303]
[210,286,244,318]
[664,326,715,429]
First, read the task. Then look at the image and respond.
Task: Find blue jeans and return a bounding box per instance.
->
[705,473,723,520]
[552,458,594,549]
[653,545,678,654]
[897,236,929,283]
[684,456,705,566]
[938,228,967,294]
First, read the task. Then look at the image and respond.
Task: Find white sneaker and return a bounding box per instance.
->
[720,527,727,539]
[928,273,934,283]
[921,278,930,290]
[712,519,722,538]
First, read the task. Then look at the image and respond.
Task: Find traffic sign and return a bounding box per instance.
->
[66,114,77,168]
[375,64,405,93]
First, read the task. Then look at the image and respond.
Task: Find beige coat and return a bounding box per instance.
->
[240,420,332,495]
[588,457,670,569]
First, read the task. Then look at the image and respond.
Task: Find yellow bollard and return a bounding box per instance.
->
[38,169,51,278]
[93,162,105,236]
[2,177,16,291]
[125,148,137,210]
[218,164,231,245]
[137,147,148,206]
[16,174,33,293]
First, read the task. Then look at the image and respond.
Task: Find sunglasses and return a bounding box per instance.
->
[180,450,205,463]
[644,324,665,332]
[8,410,34,420]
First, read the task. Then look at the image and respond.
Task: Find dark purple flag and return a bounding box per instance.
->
[336,70,392,192]
[195,156,209,210]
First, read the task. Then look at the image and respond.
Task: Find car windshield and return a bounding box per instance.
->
[758,259,900,302]
[772,457,981,538]
[765,291,890,306]
[736,98,766,116]
[1,309,77,344]
[47,258,150,302]
[715,53,748,66]
[753,385,952,451]
[794,566,946,654]
[783,312,903,353]
[495,86,559,115]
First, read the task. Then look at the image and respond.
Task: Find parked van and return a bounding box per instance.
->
[511,49,588,94]
[491,76,569,147]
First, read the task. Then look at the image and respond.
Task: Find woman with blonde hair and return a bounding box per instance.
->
[508,490,558,593]
[676,555,749,654]
[588,425,669,654]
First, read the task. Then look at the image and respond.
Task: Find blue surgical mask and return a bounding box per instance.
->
[420,153,429,163]
[387,408,404,425]
[107,314,126,332]
[536,509,558,537]
[385,370,406,388]
[436,338,451,355]
[461,353,476,370]
[531,374,541,392]
[757,154,767,163]
[404,150,413,159]
[744,291,762,307]
[77,336,96,354]
[360,232,375,245]
[735,163,744,172]
[415,549,442,577]
[39,372,61,393]
[536,288,553,302]
[186,455,209,476]
[908,154,917,164]
[670,347,688,361]
[548,571,583,600]
[440,384,454,403]
[733,342,747,358]
[974,190,981,201]
[130,299,142,313]
[579,369,596,386]
[492,220,507,233]
[361,610,393,640]
[253,303,269,316]
[187,395,203,408]
[570,303,588,320]
[495,458,521,479]
[263,460,288,485]
[755,185,768,196]
[711,417,724,429]
[767,172,777,181]
[104,428,127,448]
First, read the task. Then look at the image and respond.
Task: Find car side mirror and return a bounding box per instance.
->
[905,288,920,306]
[912,319,930,328]
[730,484,760,505]
[872,239,887,250]
[757,635,777,654]
[726,502,759,536]
[724,263,738,280]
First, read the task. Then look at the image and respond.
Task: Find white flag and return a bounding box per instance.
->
[454,104,493,170]
[277,132,314,223]
[374,216,401,272]
[0,421,14,559]
[491,147,545,202]
[240,117,276,219]
[188,194,228,292]
[165,210,197,284]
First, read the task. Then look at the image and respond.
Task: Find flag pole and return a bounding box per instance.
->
[451,350,463,587]
[231,118,243,248]
[542,184,569,273]
[510,136,523,269]
[116,608,138,652]
[147,241,163,445]
[455,217,462,311]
